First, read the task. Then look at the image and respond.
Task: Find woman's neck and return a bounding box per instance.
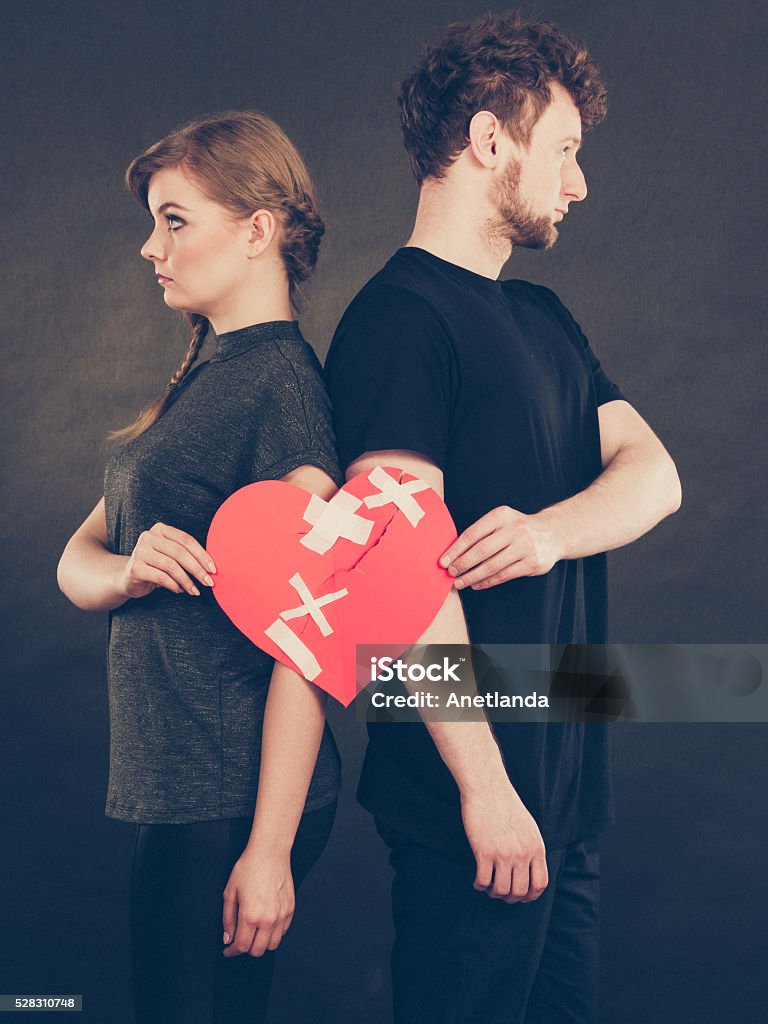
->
[207,260,294,334]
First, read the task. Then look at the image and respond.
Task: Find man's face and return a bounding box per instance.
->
[491,81,588,250]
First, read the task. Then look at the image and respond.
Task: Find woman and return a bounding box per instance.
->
[57,111,342,1024]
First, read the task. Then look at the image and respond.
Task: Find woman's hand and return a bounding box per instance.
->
[217,464,334,960]
[222,846,295,957]
[118,522,216,599]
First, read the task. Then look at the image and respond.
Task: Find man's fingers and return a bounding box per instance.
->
[487,862,512,899]
[511,862,533,901]
[447,537,508,580]
[439,513,499,568]
[473,855,494,891]
[454,550,529,590]
[522,855,549,902]
[470,556,532,589]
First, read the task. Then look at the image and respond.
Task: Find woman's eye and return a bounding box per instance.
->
[166,214,184,231]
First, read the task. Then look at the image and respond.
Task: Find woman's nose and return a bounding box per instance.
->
[140,225,166,262]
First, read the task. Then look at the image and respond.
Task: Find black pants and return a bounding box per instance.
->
[130,801,336,1024]
[377,820,601,1024]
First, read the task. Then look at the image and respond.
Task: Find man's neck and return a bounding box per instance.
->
[404,178,511,280]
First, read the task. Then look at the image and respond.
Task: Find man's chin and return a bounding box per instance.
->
[514,226,558,251]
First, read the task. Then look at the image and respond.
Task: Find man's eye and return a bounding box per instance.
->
[166,214,184,231]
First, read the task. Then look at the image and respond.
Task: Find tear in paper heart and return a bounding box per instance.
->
[206,467,457,705]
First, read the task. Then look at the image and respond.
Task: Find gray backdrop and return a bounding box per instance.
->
[1,0,765,1021]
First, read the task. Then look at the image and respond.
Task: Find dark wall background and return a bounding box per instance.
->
[1,1,765,1021]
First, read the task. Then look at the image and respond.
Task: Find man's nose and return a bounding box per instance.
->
[563,160,588,203]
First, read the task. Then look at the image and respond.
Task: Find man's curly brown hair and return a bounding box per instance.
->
[398,11,607,186]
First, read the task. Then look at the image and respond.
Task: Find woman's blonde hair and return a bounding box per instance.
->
[109,110,324,444]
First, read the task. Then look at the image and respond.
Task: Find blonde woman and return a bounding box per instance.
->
[58,112,341,1024]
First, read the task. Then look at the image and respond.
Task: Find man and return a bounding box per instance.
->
[326,12,680,1023]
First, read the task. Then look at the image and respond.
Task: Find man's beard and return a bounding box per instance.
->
[488,157,557,251]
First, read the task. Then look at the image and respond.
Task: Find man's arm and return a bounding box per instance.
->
[348,449,548,904]
[440,400,682,589]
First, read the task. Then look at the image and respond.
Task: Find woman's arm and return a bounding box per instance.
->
[57,498,131,611]
[57,497,216,611]
[222,463,338,958]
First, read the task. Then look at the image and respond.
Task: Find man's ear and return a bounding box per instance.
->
[246,209,278,257]
[468,110,503,169]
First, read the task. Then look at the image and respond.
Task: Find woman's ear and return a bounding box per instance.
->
[246,209,278,257]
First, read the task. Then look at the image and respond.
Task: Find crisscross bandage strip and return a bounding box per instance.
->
[279,572,348,638]
[300,491,374,554]
[362,466,430,527]
[264,619,322,681]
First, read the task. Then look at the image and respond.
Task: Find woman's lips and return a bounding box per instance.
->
[156,274,173,285]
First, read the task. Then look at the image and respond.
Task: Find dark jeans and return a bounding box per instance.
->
[376,820,601,1024]
[130,801,336,1024]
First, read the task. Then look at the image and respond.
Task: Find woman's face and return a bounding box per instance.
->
[141,166,253,322]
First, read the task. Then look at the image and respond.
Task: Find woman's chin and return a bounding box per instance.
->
[162,291,205,317]
[162,290,185,310]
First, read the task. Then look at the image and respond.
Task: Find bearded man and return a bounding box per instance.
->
[326,13,681,1023]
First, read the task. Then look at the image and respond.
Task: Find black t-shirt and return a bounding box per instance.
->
[104,320,343,824]
[326,247,624,852]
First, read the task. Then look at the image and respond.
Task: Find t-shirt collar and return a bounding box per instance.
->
[213,320,301,361]
[396,246,504,294]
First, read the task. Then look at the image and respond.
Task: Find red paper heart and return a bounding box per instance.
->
[206,467,456,705]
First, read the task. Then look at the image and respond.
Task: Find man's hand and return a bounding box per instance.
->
[461,775,548,903]
[222,847,295,957]
[439,506,562,590]
[346,450,549,902]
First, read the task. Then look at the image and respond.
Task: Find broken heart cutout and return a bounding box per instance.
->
[206,467,457,705]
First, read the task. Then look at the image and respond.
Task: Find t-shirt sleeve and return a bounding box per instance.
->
[325,284,457,470]
[535,285,625,407]
[246,341,344,487]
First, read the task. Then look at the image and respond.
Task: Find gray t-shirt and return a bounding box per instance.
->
[103,320,343,824]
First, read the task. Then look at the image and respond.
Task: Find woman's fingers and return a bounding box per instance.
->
[150,523,216,582]
[226,913,283,958]
[248,904,294,957]
[223,901,293,958]
[222,890,237,947]
[142,550,200,595]
[143,567,185,595]
[128,523,217,597]
[247,921,277,958]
